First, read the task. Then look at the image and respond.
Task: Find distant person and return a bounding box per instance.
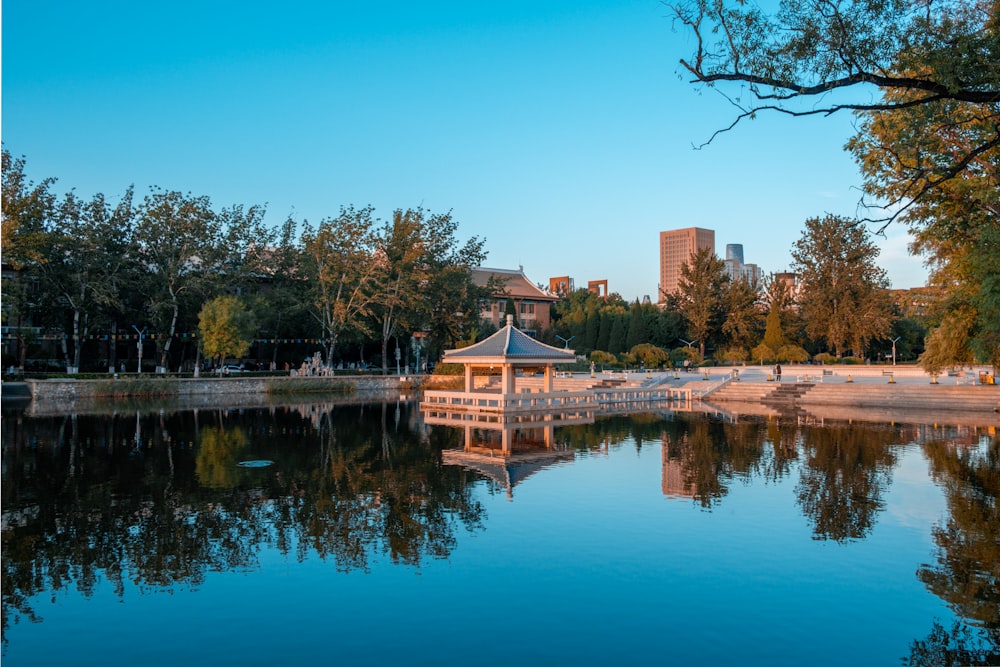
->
[775,364,782,381]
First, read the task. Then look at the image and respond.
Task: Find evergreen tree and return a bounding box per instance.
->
[596,311,612,352]
[626,300,647,350]
[609,314,627,355]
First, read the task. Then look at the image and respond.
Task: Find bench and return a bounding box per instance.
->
[882,370,894,377]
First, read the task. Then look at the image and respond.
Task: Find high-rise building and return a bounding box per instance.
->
[724,242,762,285]
[659,227,715,301]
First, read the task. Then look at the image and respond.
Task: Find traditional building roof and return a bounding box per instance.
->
[471,267,560,302]
[442,316,575,365]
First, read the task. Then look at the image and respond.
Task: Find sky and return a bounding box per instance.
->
[2,0,930,302]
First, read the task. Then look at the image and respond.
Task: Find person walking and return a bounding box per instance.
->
[775,363,782,382]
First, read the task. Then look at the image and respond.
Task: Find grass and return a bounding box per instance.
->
[264,378,354,395]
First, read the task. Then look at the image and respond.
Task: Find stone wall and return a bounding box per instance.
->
[25,375,417,402]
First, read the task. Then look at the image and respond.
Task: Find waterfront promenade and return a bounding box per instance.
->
[4,364,998,425]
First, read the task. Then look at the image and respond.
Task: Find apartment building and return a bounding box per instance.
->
[659,227,715,301]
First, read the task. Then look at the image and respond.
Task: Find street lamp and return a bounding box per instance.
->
[132,325,147,375]
[412,331,428,374]
[556,335,575,349]
[892,336,901,366]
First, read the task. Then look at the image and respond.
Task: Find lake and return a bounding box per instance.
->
[2,398,997,666]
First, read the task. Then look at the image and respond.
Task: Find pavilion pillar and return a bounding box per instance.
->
[543,365,554,392]
[502,364,515,395]
[464,365,474,393]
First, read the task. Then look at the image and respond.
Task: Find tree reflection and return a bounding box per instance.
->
[0,401,485,644]
[657,415,775,507]
[905,436,1000,665]
[795,422,900,541]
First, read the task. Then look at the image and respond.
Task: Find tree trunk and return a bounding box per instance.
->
[71,308,84,373]
[159,297,179,373]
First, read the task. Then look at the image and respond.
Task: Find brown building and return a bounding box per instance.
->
[472,267,560,336]
[659,227,715,301]
[549,276,574,296]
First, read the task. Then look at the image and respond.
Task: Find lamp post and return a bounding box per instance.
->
[892,336,901,366]
[679,338,697,372]
[132,325,147,375]
[412,331,428,374]
[556,335,575,349]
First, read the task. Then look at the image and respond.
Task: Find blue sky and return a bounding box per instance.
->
[2,0,929,301]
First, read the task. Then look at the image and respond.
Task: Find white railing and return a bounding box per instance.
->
[421,389,597,412]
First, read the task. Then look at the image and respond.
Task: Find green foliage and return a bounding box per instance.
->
[751,343,775,365]
[722,278,763,350]
[589,350,617,366]
[198,296,256,363]
[430,362,464,376]
[264,378,354,395]
[626,301,647,350]
[628,343,669,368]
[608,314,627,355]
[715,346,748,365]
[920,306,977,375]
[791,215,895,358]
[670,0,999,226]
[762,302,785,350]
[813,352,838,365]
[676,246,728,359]
[777,345,810,364]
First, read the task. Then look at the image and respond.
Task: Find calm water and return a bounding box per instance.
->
[2,398,998,666]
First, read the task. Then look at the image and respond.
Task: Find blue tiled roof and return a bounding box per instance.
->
[444,322,575,362]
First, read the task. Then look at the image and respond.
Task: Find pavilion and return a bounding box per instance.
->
[421,315,594,413]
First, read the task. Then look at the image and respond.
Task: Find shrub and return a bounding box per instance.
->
[777,345,810,363]
[715,346,748,365]
[751,343,776,364]
[813,352,838,365]
[628,343,669,368]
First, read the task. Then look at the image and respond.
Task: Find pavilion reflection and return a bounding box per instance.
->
[425,407,593,498]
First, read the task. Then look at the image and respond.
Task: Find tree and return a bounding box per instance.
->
[372,209,424,373]
[44,189,137,372]
[1,149,57,368]
[849,61,1000,372]
[198,296,256,367]
[504,297,519,328]
[790,215,895,357]
[134,189,271,372]
[668,0,1000,228]
[253,215,311,367]
[626,300,648,350]
[300,206,381,366]
[676,246,728,358]
[608,313,628,355]
[721,277,763,351]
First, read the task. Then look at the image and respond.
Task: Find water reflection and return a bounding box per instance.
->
[1,400,486,645]
[2,399,998,664]
[907,437,1000,665]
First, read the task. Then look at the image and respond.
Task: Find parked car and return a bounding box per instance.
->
[218,365,246,374]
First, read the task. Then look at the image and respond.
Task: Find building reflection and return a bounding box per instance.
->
[425,407,593,499]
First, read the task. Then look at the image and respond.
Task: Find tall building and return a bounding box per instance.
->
[724,243,762,285]
[659,227,715,301]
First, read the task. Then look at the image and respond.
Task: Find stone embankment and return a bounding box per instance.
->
[2,375,434,416]
[704,365,999,426]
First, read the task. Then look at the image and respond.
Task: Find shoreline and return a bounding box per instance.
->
[4,365,997,426]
